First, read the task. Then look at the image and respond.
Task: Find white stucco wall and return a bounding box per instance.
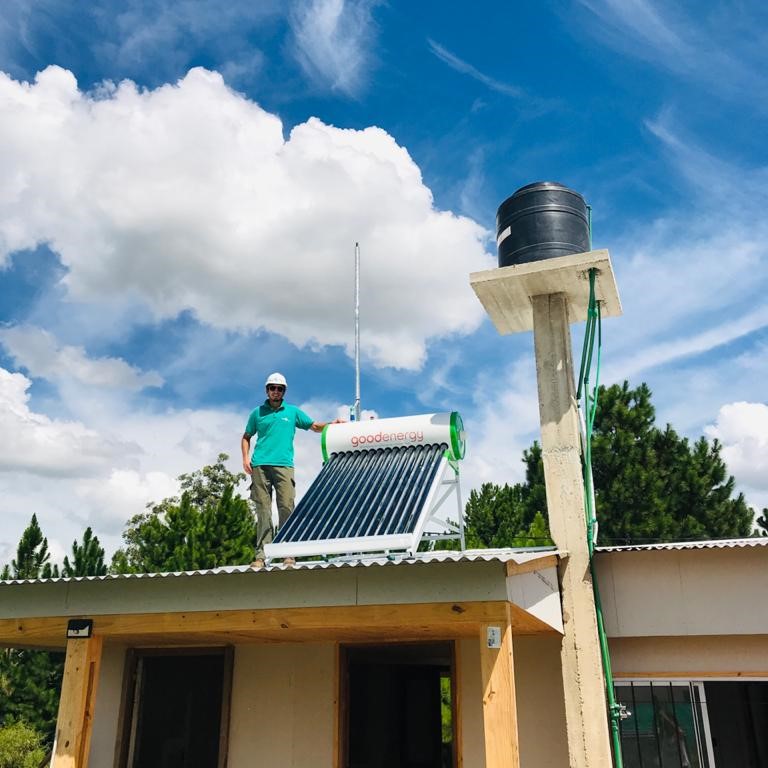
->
[595,546,768,637]
[514,634,569,767]
[457,638,486,766]
[88,643,127,767]
[228,643,336,767]
[88,635,569,767]
[609,634,768,678]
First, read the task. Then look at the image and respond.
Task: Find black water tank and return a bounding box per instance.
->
[496,181,590,268]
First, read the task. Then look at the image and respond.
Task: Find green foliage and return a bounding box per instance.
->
[464,442,554,549]
[0,516,65,743]
[0,521,108,742]
[0,721,46,768]
[757,509,768,537]
[5,515,57,580]
[588,382,753,544]
[62,527,107,578]
[0,649,63,744]
[439,675,452,745]
[466,381,756,547]
[464,482,553,548]
[111,454,255,573]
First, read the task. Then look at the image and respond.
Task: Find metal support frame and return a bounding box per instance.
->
[408,459,464,556]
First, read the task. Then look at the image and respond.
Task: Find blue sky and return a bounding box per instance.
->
[1,0,767,562]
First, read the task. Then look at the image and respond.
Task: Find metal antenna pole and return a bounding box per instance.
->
[354,242,361,421]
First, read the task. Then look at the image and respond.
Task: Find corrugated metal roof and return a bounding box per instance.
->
[275,444,446,544]
[0,547,560,586]
[596,537,768,553]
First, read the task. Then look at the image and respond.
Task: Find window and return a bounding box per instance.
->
[615,681,713,768]
[616,680,768,767]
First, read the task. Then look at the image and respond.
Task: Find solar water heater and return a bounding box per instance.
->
[264,412,466,560]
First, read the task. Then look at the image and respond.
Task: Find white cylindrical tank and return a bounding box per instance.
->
[322,412,466,462]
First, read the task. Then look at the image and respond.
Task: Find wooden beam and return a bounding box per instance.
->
[614,669,768,679]
[479,604,519,768]
[0,601,554,648]
[52,635,103,768]
[333,643,349,768]
[452,639,463,768]
[505,554,559,577]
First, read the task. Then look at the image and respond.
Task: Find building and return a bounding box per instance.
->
[1,537,766,767]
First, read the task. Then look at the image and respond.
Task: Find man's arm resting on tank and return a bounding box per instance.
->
[310,418,344,433]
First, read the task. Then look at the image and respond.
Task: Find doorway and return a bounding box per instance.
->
[340,642,456,768]
[119,648,233,768]
[705,681,768,767]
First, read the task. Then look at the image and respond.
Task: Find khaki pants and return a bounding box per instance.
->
[250,465,295,558]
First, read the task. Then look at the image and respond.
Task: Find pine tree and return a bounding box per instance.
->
[8,515,52,580]
[466,381,756,547]
[0,517,64,743]
[464,482,553,548]
[61,527,107,578]
[588,382,753,544]
[197,484,259,569]
[112,454,255,573]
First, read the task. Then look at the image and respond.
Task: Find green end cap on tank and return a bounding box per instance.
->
[449,411,466,461]
[321,424,330,463]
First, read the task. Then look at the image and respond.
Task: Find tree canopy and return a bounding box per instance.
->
[0,516,65,742]
[62,527,107,578]
[0,514,57,581]
[0,519,109,744]
[466,381,758,547]
[0,720,46,768]
[111,454,255,573]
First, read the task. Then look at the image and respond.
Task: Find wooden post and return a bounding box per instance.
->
[479,604,519,768]
[52,634,103,768]
[531,293,612,767]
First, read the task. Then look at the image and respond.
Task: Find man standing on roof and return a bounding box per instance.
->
[242,372,342,567]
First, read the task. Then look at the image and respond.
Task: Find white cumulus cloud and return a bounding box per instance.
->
[0,325,163,391]
[0,66,493,370]
[74,469,180,532]
[706,402,768,509]
[0,366,137,477]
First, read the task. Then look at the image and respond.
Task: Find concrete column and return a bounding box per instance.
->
[531,293,612,768]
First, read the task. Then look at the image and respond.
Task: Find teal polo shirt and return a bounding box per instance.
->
[244,401,314,468]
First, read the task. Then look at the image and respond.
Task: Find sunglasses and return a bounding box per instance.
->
[267,385,285,392]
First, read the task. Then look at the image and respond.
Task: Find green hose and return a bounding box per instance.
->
[578,268,625,767]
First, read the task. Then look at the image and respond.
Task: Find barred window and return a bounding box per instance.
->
[614,681,713,768]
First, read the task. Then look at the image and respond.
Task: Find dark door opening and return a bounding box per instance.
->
[705,681,768,767]
[342,642,455,768]
[121,649,232,768]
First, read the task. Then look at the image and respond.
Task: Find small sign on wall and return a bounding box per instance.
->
[486,626,502,649]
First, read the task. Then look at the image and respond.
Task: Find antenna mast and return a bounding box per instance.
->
[354,242,361,421]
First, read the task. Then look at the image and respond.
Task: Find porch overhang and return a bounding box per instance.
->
[0,549,564,649]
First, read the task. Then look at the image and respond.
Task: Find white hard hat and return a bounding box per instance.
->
[265,372,288,388]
